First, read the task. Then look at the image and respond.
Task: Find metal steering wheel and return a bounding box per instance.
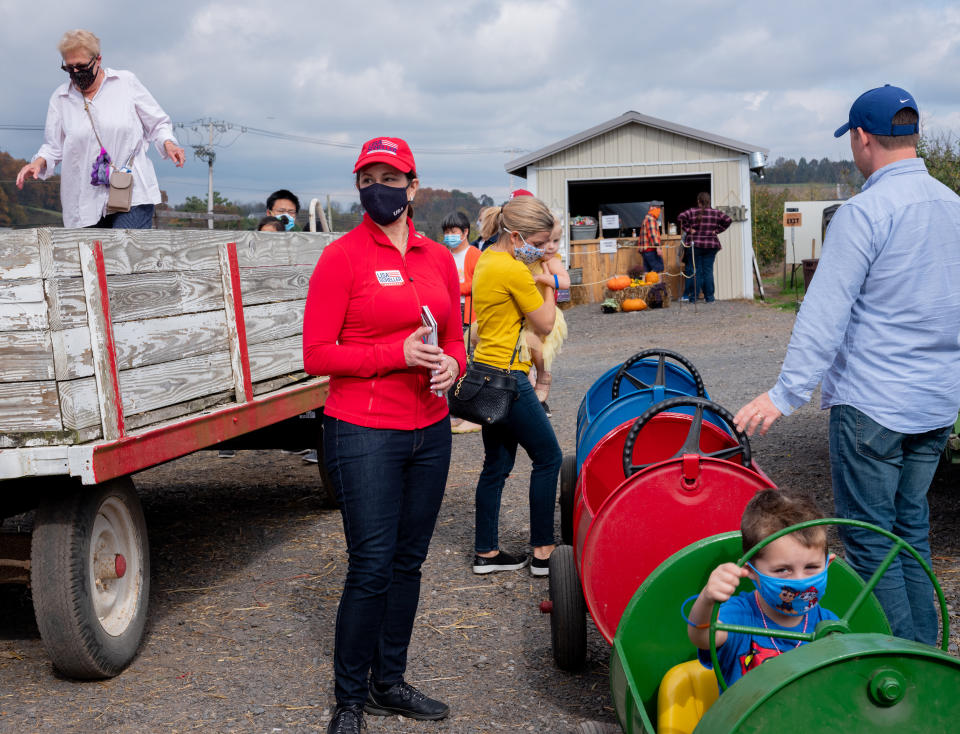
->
[707,518,951,691]
[610,348,706,401]
[621,396,752,479]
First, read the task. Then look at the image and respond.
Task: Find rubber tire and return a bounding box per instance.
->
[549,545,587,671]
[30,477,149,679]
[559,454,577,545]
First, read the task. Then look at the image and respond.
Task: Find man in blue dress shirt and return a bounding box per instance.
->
[734,85,960,645]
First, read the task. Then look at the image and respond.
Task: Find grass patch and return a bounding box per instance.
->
[756,274,806,312]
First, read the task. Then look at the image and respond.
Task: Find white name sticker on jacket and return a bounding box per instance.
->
[376,270,405,286]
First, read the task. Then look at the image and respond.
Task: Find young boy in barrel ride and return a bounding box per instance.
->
[686,489,838,688]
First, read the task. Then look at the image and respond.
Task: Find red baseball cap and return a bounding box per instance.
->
[353,136,416,174]
[511,189,534,198]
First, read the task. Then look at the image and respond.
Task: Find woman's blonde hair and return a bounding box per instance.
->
[58,30,101,58]
[480,195,555,241]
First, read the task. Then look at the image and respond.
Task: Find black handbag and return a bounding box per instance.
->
[448,321,523,426]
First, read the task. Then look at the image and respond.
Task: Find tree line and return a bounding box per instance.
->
[751,134,960,266]
[761,156,864,186]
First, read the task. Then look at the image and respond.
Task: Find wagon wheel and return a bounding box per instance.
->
[706,518,951,692]
[621,396,752,479]
[31,477,150,679]
[559,454,577,546]
[610,348,706,400]
[549,545,587,670]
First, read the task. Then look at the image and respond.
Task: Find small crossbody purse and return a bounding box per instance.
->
[448,319,523,426]
[84,101,134,213]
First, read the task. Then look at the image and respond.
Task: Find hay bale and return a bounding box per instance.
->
[603,284,651,304]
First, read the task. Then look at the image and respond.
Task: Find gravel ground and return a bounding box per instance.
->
[1,299,958,733]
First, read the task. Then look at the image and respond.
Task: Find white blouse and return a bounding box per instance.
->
[35,68,179,227]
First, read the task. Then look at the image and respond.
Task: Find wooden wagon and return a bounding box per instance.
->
[0,227,333,678]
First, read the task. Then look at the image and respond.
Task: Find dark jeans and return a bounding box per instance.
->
[641,250,664,273]
[323,415,451,705]
[474,371,562,552]
[693,247,718,302]
[89,203,155,229]
[829,405,951,644]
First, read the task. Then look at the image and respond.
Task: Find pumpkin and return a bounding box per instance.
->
[621,298,647,312]
[606,275,631,291]
[644,271,660,284]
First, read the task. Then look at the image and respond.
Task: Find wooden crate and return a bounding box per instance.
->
[0,228,335,447]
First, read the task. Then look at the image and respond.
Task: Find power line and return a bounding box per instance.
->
[173,118,525,155]
[4,119,528,155]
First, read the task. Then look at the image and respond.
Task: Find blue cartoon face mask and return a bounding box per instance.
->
[510,232,546,264]
[443,233,461,248]
[747,558,830,616]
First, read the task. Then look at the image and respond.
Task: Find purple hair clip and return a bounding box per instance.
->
[90,147,111,186]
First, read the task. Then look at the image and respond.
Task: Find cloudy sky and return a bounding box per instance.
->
[2,0,958,210]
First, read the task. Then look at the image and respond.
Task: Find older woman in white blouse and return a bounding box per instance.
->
[16,29,185,229]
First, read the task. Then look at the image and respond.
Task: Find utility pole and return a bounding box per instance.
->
[182,120,227,229]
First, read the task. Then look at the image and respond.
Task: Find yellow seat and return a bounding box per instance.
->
[657,659,718,734]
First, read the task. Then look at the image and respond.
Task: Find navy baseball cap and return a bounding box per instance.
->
[834,85,919,138]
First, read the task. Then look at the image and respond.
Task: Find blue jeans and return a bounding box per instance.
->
[474,372,562,552]
[829,405,951,644]
[90,203,155,229]
[323,416,451,705]
[641,250,664,273]
[693,247,718,302]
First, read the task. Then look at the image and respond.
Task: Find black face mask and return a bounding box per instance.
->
[359,183,410,226]
[66,59,98,90]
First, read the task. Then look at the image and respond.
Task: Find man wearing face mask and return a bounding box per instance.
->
[439,211,481,332]
[266,189,301,231]
[440,211,482,433]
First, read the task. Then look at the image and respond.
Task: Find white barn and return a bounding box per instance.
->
[504,111,768,300]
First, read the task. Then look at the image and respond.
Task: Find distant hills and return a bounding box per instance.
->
[0,151,62,227]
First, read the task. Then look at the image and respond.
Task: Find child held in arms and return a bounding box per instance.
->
[686,489,838,688]
[519,214,569,416]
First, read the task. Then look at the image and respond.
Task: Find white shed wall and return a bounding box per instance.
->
[526,122,754,300]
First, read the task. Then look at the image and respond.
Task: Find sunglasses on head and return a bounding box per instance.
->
[60,57,97,73]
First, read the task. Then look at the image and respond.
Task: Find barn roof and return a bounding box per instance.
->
[505,110,768,177]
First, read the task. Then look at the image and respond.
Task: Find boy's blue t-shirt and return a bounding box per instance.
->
[697,591,838,688]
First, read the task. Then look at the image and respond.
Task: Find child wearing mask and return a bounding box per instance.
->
[685,489,838,689]
[440,211,482,434]
[520,215,569,415]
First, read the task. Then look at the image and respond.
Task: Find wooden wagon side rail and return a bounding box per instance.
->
[1,228,334,447]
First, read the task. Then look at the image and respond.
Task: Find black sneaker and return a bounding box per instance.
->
[472,550,529,574]
[327,704,365,734]
[530,556,550,577]
[541,401,552,418]
[365,681,449,721]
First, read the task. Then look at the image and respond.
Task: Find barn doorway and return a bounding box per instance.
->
[567,173,711,236]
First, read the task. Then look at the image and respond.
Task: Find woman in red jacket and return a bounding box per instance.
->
[303,137,466,734]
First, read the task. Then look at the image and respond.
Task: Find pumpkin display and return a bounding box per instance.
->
[621,298,648,312]
[644,271,660,284]
[606,275,631,291]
